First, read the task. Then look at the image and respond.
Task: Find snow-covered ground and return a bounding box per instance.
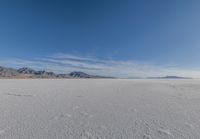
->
[0,79,200,139]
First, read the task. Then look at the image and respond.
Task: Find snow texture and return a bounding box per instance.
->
[0,79,200,139]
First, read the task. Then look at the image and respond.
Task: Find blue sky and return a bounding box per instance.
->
[0,0,200,77]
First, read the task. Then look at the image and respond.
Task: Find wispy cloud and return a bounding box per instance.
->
[0,53,200,78]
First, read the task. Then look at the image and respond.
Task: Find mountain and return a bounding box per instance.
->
[0,66,19,78]
[69,71,91,78]
[147,76,192,79]
[160,76,192,79]
[69,71,111,78]
[17,67,60,78]
[0,66,110,79]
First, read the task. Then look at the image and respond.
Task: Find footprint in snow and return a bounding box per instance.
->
[81,130,96,139]
[5,93,33,97]
[184,123,194,129]
[60,114,71,118]
[158,128,172,137]
[80,111,93,118]
[54,114,71,120]
[143,134,151,139]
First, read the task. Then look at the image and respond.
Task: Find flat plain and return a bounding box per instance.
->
[0,79,200,139]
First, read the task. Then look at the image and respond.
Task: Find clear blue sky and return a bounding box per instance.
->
[0,0,200,77]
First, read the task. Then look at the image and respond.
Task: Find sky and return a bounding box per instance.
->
[0,0,200,78]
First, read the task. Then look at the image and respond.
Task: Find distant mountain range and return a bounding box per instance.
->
[0,66,111,79]
[147,76,192,79]
[0,66,192,79]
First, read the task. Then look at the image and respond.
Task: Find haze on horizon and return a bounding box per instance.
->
[0,0,200,78]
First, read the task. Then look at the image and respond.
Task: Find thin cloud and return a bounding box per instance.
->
[0,53,200,78]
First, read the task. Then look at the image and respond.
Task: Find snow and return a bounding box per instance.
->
[0,79,200,138]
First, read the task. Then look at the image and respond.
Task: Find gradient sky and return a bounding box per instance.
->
[0,0,200,77]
